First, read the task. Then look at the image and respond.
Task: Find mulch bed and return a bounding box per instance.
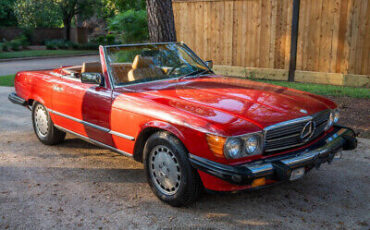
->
[328,96,370,138]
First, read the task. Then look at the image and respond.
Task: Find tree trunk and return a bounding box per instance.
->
[63,18,72,41]
[146,0,177,42]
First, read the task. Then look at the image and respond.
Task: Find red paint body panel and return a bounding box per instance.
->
[14,48,338,191]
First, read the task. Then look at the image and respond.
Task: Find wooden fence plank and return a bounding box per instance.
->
[172,0,369,75]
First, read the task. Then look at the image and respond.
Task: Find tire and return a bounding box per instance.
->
[32,102,66,145]
[143,131,202,207]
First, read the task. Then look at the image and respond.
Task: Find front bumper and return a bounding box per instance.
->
[8,92,27,106]
[189,125,357,186]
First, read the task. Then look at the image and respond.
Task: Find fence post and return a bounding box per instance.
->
[288,0,301,82]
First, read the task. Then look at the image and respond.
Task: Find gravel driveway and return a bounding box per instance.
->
[0,86,369,230]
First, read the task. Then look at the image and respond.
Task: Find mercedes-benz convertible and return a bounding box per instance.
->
[9,42,357,206]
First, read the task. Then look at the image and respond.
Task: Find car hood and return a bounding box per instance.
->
[115,76,336,136]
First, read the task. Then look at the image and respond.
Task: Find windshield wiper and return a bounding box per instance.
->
[179,69,213,80]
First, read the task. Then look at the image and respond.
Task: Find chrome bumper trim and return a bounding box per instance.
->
[189,126,356,185]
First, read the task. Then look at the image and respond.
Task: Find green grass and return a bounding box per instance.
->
[0,74,15,86]
[0,50,97,60]
[0,74,368,98]
[255,79,370,98]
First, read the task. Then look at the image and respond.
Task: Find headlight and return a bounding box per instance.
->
[325,109,339,131]
[333,109,340,123]
[245,135,262,155]
[224,138,243,159]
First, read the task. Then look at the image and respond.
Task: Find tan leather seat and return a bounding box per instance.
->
[81,62,102,73]
[111,63,131,84]
[128,55,163,82]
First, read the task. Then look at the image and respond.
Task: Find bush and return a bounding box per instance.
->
[108,10,148,43]
[105,34,116,45]
[45,40,58,50]
[17,35,29,49]
[91,34,117,45]
[77,42,99,50]
[2,41,11,51]
[10,39,22,51]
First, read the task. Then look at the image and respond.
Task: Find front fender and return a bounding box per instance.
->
[140,120,185,141]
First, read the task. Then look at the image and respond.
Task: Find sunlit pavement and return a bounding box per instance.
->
[0,55,99,76]
[0,86,369,229]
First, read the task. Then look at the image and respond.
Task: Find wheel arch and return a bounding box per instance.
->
[133,121,187,162]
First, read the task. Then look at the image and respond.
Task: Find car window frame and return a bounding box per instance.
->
[101,42,212,89]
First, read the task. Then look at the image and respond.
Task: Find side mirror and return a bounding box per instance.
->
[81,72,104,86]
[205,60,213,69]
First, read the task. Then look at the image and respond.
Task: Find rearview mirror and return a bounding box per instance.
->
[81,72,104,86]
[205,60,213,69]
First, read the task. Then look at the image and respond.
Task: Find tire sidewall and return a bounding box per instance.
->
[143,132,196,206]
[32,102,54,143]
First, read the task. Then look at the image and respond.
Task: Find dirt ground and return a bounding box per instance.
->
[0,86,369,230]
[328,96,370,139]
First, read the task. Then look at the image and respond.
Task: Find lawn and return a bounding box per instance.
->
[0,74,16,87]
[0,74,368,98]
[256,79,370,99]
[0,50,97,60]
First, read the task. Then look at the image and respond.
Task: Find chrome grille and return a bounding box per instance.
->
[264,110,330,152]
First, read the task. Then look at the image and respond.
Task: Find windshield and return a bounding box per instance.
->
[104,43,211,86]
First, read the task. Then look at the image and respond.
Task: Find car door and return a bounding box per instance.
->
[50,75,115,147]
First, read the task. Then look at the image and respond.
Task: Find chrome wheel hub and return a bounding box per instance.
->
[149,145,181,195]
[34,104,49,137]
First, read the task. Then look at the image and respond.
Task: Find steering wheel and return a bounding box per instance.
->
[167,63,188,76]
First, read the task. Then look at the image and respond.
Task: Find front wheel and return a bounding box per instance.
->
[32,102,65,145]
[144,131,202,207]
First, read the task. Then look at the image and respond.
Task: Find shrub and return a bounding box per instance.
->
[17,35,29,49]
[105,34,116,45]
[77,42,99,50]
[10,39,22,51]
[91,34,117,45]
[45,40,58,50]
[2,41,10,51]
[108,10,148,43]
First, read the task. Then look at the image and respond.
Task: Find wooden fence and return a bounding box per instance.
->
[172,0,369,86]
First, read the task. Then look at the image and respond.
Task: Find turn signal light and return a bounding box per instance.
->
[206,134,226,158]
[251,177,266,188]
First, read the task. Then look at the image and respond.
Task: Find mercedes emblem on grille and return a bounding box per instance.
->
[300,121,315,142]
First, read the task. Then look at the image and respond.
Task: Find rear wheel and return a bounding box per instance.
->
[32,102,65,145]
[144,131,202,207]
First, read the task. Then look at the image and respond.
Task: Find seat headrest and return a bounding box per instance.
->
[132,55,154,69]
[81,62,101,73]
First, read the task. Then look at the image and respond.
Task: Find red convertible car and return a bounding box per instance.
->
[9,42,357,206]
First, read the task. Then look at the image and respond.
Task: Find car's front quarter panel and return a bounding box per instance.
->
[110,92,216,161]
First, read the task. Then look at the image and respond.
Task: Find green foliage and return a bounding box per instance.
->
[0,74,16,86]
[13,0,62,28]
[100,0,145,18]
[0,0,18,26]
[113,0,145,11]
[77,42,99,50]
[108,10,149,43]
[91,34,116,45]
[45,39,98,50]
[1,42,11,51]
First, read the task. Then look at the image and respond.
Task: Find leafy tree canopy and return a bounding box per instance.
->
[0,0,18,26]
[13,0,62,28]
